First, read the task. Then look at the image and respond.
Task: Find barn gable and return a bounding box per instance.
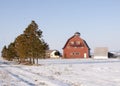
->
[63,32,90,58]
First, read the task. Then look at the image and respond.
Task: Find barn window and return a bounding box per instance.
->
[69,41,75,47]
[77,41,80,45]
[71,41,74,45]
[70,52,80,55]
[70,52,75,55]
[76,52,80,55]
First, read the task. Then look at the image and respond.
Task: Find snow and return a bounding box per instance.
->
[0,57,120,86]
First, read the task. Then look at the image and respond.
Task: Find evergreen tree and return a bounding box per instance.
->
[1,43,17,61]
[15,20,49,64]
[15,34,29,62]
[1,46,7,59]
[1,20,49,64]
[7,43,17,61]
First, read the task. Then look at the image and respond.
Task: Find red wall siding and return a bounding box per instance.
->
[63,35,89,58]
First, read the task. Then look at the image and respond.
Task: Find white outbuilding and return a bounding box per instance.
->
[46,50,61,59]
[93,47,108,59]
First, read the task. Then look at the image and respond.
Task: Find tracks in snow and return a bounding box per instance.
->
[0,62,70,86]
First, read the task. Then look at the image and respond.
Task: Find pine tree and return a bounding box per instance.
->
[1,46,7,59]
[1,20,49,64]
[1,43,17,61]
[7,43,17,61]
[15,20,49,64]
[15,34,29,62]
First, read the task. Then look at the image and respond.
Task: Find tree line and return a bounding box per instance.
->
[1,21,49,64]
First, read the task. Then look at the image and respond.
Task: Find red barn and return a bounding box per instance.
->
[63,32,90,58]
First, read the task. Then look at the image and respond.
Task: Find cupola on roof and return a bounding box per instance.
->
[74,32,80,36]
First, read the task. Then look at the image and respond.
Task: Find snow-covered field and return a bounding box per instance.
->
[0,57,120,86]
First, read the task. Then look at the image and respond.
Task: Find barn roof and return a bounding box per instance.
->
[63,34,90,50]
[63,35,74,49]
[83,40,90,50]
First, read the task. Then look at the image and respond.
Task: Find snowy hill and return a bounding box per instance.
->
[0,57,120,86]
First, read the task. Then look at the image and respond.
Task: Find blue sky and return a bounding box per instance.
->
[0,0,120,54]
